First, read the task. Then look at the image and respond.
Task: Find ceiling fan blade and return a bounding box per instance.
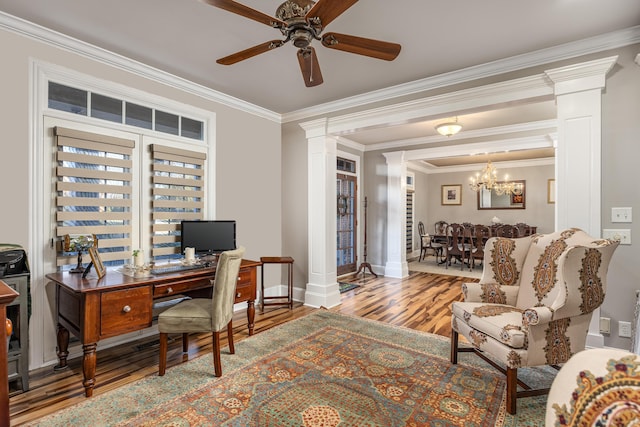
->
[305,0,358,28]
[202,0,286,29]
[297,47,323,87]
[217,40,285,65]
[321,32,401,61]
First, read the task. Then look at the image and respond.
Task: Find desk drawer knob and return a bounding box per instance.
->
[167,287,173,294]
[122,305,131,313]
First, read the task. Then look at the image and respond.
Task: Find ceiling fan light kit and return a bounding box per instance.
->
[205,0,401,87]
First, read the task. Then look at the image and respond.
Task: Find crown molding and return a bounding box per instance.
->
[364,119,558,152]
[327,74,553,136]
[282,25,640,123]
[419,157,555,175]
[0,11,281,123]
[400,133,554,162]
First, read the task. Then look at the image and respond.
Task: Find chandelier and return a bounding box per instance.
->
[469,160,523,196]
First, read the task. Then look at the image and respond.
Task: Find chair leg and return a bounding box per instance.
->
[506,367,517,415]
[227,320,235,354]
[212,330,222,377]
[159,332,168,376]
[182,332,189,353]
[450,330,458,364]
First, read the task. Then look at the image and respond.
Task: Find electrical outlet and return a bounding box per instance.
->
[602,229,631,245]
[619,321,632,338]
[599,317,611,334]
[612,207,632,223]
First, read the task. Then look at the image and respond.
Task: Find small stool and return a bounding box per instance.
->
[260,256,294,312]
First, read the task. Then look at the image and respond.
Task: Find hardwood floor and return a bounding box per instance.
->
[9,269,474,425]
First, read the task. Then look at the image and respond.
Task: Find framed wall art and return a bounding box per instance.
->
[441,184,462,206]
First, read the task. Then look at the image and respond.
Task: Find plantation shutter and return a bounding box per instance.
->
[54,126,135,267]
[150,144,206,259]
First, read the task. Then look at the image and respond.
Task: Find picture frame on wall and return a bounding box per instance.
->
[547,179,556,204]
[441,184,462,205]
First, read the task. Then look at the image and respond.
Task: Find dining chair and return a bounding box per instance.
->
[445,224,470,270]
[418,221,443,262]
[470,225,490,269]
[158,246,245,377]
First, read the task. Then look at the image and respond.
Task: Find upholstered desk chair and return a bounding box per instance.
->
[545,347,640,426]
[158,246,245,377]
[450,229,618,414]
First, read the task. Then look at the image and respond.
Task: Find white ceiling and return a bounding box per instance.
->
[1,0,639,165]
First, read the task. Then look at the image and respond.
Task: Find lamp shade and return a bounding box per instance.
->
[435,121,462,137]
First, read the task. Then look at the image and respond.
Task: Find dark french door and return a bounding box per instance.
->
[337,173,357,275]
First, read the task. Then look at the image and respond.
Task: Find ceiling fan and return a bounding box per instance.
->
[203,0,401,87]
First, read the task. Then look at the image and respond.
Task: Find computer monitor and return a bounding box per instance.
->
[180,220,236,255]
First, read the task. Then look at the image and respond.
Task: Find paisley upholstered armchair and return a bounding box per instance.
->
[450,228,619,414]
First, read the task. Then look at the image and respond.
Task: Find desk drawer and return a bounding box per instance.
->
[153,276,212,298]
[100,286,152,337]
[234,269,255,302]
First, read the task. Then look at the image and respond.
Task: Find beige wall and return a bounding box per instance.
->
[0,28,283,263]
[284,44,640,350]
[423,164,555,233]
[0,27,283,368]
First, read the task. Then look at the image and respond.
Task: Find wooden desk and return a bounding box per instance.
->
[46,259,260,397]
[1,280,19,427]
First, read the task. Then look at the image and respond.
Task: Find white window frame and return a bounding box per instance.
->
[29,60,216,369]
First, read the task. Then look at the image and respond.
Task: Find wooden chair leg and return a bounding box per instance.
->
[159,332,168,376]
[227,320,235,354]
[450,330,459,364]
[212,330,222,377]
[182,332,189,353]
[506,367,517,415]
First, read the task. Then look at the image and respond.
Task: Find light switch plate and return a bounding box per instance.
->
[603,229,631,245]
[612,207,632,223]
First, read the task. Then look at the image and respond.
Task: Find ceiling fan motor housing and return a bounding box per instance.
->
[275,0,315,21]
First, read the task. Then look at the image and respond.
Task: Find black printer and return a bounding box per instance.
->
[0,245,29,277]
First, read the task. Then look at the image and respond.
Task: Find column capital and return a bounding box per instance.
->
[544,56,618,95]
[383,151,406,165]
[299,118,328,139]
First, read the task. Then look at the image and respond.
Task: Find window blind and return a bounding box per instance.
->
[150,144,206,259]
[54,126,135,267]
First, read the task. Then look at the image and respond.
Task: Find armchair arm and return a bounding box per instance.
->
[462,282,519,305]
[522,306,554,326]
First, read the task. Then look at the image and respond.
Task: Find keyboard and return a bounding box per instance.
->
[150,263,205,275]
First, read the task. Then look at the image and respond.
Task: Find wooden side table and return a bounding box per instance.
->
[260,256,294,312]
[1,280,19,427]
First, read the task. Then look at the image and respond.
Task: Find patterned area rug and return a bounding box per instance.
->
[27,310,553,426]
[338,281,360,293]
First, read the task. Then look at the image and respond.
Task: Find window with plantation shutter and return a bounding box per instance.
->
[54,126,135,268]
[150,144,206,260]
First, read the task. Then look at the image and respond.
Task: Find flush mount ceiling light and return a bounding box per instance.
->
[435,117,462,137]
